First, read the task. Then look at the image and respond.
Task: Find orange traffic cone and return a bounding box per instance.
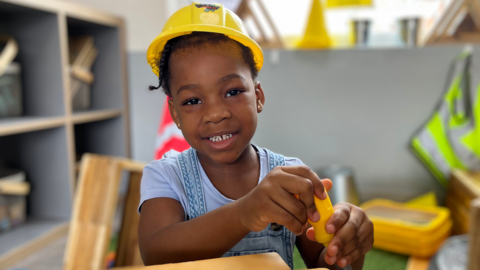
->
[297,0,331,49]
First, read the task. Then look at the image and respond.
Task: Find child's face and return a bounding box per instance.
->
[167,42,264,164]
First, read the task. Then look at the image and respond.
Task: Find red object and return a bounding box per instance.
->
[154,98,190,159]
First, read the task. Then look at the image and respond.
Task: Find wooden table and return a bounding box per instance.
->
[113,253,328,270]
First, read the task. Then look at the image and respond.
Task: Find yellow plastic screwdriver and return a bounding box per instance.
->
[297,190,353,270]
[309,191,335,246]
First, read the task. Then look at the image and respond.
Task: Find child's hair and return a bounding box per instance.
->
[149,32,259,97]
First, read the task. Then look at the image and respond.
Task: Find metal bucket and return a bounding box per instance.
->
[316,165,360,206]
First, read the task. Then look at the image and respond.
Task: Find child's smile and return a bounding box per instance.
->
[204,132,237,150]
[167,43,265,165]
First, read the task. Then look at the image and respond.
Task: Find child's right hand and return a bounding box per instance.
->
[235,166,327,235]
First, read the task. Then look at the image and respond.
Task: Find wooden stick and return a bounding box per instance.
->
[468,198,480,270]
[468,0,480,28]
[0,181,30,195]
[255,0,284,47]
[245,5,268,44]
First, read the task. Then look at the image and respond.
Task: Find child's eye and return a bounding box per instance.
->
[182,98,202,105]
[226,89,243,97]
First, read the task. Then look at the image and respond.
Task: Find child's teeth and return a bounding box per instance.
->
[209,134,233,142]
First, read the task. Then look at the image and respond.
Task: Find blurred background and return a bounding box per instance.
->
[1,0,480,270]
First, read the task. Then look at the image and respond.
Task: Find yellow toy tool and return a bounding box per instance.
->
[295,188,334,245]
[309,192,335,246]
[299,191,353,270]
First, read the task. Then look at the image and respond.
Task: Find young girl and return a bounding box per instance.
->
[139,3,373,269]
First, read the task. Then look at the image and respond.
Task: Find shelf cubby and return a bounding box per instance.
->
[0,127,72,219]
[0,1,65,117]
[67,17,124,112]
[74,116,126,161]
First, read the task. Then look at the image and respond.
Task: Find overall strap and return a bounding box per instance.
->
[177,148,207,219]
[265,148,295,269]
[265,148,286,169]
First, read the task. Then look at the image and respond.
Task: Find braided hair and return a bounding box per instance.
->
[149,32,259,97]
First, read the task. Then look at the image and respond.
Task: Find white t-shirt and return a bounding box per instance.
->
[139,147,304,214]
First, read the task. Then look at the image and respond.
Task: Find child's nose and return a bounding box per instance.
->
[203,103,231,124]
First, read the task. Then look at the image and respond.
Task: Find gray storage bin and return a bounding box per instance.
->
[0,62,22,118]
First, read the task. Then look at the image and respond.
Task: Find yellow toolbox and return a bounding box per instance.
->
[361,199,452,258]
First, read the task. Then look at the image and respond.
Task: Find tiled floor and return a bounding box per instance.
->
[8,235,67,270]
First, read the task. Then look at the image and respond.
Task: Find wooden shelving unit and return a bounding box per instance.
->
[0,0,130,267]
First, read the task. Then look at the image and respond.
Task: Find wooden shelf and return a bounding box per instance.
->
[72,109,122,124]
[0,218,68,269]
[0,116,65,136]
[0,0,130,266]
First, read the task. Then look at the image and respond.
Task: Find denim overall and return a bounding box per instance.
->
[176,147,296,269]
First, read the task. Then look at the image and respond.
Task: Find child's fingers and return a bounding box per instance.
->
[325,203,351,235]
[321,178,333,192]
[269,200,304,235]
[326,206,365,257]
[336,231,374,268]
[271,188,308,225]
[280,166,327,200]
[337,220,374,258]
[306,227,315,241]
[275,169,321,222]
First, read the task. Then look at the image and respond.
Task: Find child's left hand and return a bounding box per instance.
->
[306,203,374,268]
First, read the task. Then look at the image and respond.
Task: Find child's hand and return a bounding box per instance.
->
[235,166,326,235]
[306,203,374,268]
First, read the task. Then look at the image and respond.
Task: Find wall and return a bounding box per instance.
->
[255,47,475,202]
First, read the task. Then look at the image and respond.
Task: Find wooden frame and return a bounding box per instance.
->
[420,0,480,45]
[63,154,146,270]
[235,0,284,48]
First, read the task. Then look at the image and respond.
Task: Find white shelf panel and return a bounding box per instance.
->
[72,109,122,124]
[0,116,66,137]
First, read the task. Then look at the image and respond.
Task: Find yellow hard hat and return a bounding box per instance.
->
[147,2,263,77]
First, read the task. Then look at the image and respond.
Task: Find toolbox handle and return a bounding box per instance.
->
[0,34,18,77]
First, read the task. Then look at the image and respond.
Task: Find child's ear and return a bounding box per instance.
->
[255,81,265,112]
[167,98,181,129]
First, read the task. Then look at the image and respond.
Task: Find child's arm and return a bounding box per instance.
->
[297,203,374,270]
[138,166,326,265]
[138,197,250,265]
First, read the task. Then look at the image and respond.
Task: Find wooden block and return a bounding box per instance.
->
[449,181,474,210]
[468,198,480,270]
[451,170,480,199]
[406,257,430,270]
[446,194,470,234]
[0,181,30,195]
[447,170,480,235]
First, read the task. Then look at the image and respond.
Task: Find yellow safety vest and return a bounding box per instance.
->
[411,48,480,187]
